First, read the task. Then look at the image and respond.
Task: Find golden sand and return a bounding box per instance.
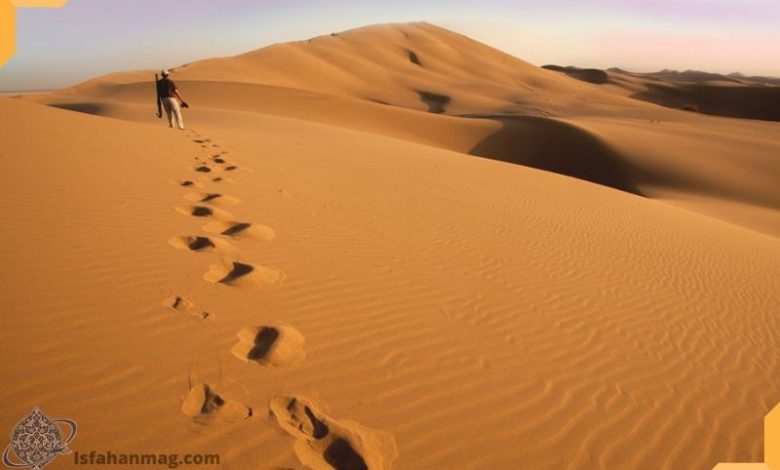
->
[1,22,778,469]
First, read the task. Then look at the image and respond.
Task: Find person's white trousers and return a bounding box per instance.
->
[162,97,185,129]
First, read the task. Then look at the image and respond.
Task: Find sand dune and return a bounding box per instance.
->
[2,22,779,470]
[28,23,780,236]
[545,65,780,121]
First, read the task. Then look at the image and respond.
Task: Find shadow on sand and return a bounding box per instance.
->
[468,115,643,196]
[48,102,108,116]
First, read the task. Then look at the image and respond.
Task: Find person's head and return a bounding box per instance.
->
[161,69,169,78]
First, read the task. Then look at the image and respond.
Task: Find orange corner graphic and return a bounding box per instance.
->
[713,401,779,469]
[0,0,68,67]
[0,0,14,67]
[767,404,779,470]
[10,1,68,7]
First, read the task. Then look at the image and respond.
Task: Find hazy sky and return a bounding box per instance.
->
[1,0,778,91]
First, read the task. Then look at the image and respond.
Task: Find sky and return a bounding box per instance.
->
[1,0,779,91]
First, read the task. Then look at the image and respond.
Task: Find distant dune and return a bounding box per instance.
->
[2,22,779,470]
[544,64,780,121]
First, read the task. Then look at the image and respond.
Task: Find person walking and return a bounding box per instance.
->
[156,69,188,130]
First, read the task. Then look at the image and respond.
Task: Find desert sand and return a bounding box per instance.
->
[1,22,778,469]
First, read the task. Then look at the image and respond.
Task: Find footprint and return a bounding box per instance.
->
[269,396,398,470]
[183,192,240,206]
[203,260,284,287]
[203,221,275,241]
[231,324,305,366]
[212,157,226,164]
[175,206,234,220]
[224,165,238,172]
[195,165,212,173]
[172,179,204,189]
[203,194,225,203]
[192,206,213,217]
[162,296,209,319]
[181,383,252,423]
[167,235,234,254]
